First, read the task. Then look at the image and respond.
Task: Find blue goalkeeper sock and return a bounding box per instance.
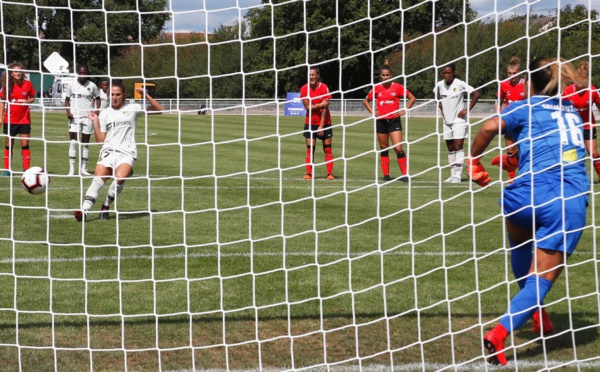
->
[500,275,553,333]
[510,240,533,289]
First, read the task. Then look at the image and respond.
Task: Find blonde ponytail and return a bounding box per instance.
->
[529,58,586,96]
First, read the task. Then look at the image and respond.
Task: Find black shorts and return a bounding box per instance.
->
[583,127,597,140]
[303,124,333,139]
[3,124,31,136]
[376,118,402,134]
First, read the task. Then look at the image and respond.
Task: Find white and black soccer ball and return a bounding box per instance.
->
[21,166,50,195]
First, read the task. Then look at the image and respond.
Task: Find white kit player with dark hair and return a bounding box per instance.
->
[74,81,163,222]
[65,64,100,176]
[434,63,480,183]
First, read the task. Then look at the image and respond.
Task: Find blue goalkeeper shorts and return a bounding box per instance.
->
[502,182,588,255]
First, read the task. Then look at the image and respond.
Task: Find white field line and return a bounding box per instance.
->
[0,249,596,265]
[164,359,600,372]
[33,177,480,191]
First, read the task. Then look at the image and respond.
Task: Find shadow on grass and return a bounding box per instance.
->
[117,210,155,220]
[88,210,157,221]
[2,310,598,340]
[513,313,600,360]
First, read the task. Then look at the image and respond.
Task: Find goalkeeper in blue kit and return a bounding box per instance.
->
[467,57,589,366]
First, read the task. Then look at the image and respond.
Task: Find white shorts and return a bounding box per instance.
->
[97,149,136,171]
[443,119,468,140]
[69,117,94,135]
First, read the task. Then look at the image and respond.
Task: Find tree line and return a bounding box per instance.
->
[1,1,598,100]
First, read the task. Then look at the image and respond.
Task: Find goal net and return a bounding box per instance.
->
[0,0,599,370]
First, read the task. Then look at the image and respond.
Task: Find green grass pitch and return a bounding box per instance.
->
[0,111,598,370]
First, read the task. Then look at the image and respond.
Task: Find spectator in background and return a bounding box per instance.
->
[43,86,53,98]
[0,62,36,176]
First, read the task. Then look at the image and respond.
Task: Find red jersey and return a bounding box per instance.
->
[300,82,332,125]
[0,80,36,125]
[366,82,411,119]
[562,84,600,130]
[497,78,526,108]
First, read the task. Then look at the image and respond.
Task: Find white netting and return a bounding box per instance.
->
[0,0,599,370]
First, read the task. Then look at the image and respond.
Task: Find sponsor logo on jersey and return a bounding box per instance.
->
[106,120,130,131]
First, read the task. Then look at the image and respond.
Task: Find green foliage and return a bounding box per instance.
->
[395,4,600,99]
[241,0,476,98]
[0,0,169,78]
[0,1,39,69]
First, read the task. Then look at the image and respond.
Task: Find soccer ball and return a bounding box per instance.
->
[21,166,50,195]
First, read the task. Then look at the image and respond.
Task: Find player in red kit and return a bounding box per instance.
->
[0,62,36,177]
[300,66,335,180]
[492,57,526,181]
[562,60,600,184]
[364,64,416,182]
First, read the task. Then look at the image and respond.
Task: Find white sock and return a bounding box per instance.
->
[455,149,465,178]
[448,151,456,177]
[82,177,105,211]
[81,144,89,169]
[69,140,77,172]
[104,181,124,207]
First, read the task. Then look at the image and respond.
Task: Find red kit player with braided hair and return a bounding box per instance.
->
[364,64,416,182]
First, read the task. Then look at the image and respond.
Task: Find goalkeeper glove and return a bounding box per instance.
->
[491,153,519,173]
[466,157,491,187]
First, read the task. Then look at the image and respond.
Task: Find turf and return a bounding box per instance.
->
[0,112,598,371]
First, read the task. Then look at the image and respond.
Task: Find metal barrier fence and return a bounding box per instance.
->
[31,98,599,119]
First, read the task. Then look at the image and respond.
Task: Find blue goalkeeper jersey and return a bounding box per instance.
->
[501,95,589,192]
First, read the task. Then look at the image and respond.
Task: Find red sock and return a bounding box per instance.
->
[22,147,30,171]
[305,146,314,175]
[594,158,600,181]
[324,146,333,175]
[380,155,390,176]
[3,148,10,170]
[397,151,407,175]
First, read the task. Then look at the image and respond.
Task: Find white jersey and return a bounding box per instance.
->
[98,103,143,158]
[434,78,475,124]
[99,89,109,110]
[66,80,99,118]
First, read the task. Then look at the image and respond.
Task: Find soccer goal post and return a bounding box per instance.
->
[0,0,599,370]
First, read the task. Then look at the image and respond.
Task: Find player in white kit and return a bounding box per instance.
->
[433,63,480,183]
[98,80,109,110]
[74,81,163,222]
[65,64,100,175]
